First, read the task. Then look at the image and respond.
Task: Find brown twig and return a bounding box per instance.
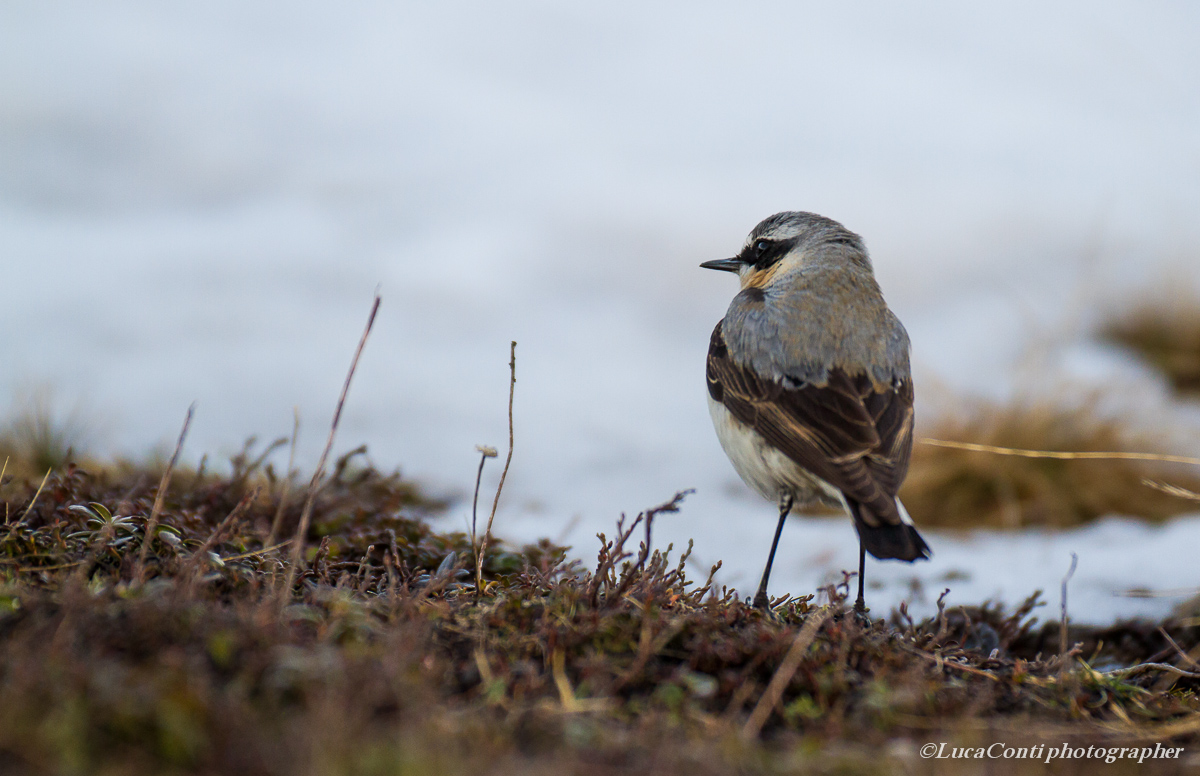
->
[742,606,830,739]
[903,646,1001,681]
[222,540,293,563]
[635,489,693,572]
[135,404,194,583]
[14,560,84,573]
[1158,627,1200,670]
[232,436,288,486]
[265,407,301,549]
[931,588,951,646]
[281,293,381,601]
[179,487,260,597]
[612,490,693,604]
[1101,662,1200,680]
[475,341,516,594]
[588,514,643,606]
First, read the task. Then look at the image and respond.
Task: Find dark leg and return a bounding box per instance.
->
[753,494,793,610]
[854,539,867,612]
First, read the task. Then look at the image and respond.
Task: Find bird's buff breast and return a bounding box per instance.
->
[707,395,845,511]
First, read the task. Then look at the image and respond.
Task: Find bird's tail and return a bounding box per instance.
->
[848,499,931,562]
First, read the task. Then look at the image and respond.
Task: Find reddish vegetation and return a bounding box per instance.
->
[1,452,1198,775]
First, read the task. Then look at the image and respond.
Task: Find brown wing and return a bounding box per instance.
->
[706,321,914,528]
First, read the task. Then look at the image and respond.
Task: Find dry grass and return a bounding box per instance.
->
[902,395,1200,529]
[1,441,1199,775]
[1101,289,1200,396]
[0,390,94,479]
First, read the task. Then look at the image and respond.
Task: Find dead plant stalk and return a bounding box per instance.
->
[1060,552,1078,673]
[265,407,301,549]
[742,606,831,739]
[920,438,1200,467]
[7,466,50,529]
[135,403,194,582]
[281,293,381,600]
[476,341,516,593]
[179,486,260,598]
[470,444,497,548]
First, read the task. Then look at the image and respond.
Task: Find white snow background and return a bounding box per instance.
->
[3,1,1200,623]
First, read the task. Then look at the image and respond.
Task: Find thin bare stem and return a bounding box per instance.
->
[1059,552,1078,665]
[0,456,7,523]
[1158,627,1200,670]
[920,438,1200,467]
[471,445,497,547]
[634,489,692,572]
[8,467,51,528]
[476,341,516,593]
[135,403,194,583]
[179,486,260,598]
[266,408,301,549]
[281,293,381,601]
[1101,662,1200,680]
[222,540,293,562]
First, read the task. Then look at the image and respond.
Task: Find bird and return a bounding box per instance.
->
[701,211,930,612]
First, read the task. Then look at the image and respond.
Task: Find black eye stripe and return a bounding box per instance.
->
[743,237,794,269]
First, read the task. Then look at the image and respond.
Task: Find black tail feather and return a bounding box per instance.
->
[847,501,931,562]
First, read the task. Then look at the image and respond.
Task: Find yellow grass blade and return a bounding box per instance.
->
[919,438,1200,467]
[1141,479,1200,502]
[8,467,52,527]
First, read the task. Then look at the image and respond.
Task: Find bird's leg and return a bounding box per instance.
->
[753,494,793,610]
[854,539,867,613]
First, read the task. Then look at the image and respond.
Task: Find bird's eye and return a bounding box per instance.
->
[754,240,771,256]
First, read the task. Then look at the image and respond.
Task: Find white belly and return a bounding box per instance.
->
[707,394,846,511]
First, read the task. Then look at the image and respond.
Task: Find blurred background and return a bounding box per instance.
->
[3,0,1200,622]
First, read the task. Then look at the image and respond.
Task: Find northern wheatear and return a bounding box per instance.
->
[702,211,930,611]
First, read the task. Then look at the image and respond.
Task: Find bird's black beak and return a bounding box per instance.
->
[699,257,743,273]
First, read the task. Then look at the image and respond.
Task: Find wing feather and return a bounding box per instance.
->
[706,321,914,527]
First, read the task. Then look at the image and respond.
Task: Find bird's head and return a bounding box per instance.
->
[701,211,872,290]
